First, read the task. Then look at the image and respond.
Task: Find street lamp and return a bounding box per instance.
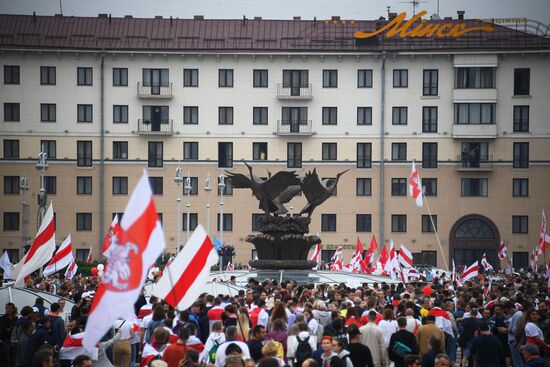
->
[184,174,192,246]
[174,167,183,253]
[20,177,29,249]
[218,173,225,271]
[204,173,212,236]
[35,152,48,226]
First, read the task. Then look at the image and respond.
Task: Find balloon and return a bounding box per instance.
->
[422,285,432,296]
[91,267,98,275]
[98,269,104,277]
[97,264,104,271]
[157,271,162,277]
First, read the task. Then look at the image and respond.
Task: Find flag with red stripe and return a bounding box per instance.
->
[44,235,74,276]
[409,160,423,207]
[102,215,121,256]
[60,332,98,360]
[364,235,378,265]
[310,243,321,269]
[428,307,453,336]
[65,260,78,280]
[86,245,93,263]
[481,253,493,272]
[539,209,550,254]
[461,261,479,282]
[497,241,507,260]
[153,225,218,311]
[398,244,413,268]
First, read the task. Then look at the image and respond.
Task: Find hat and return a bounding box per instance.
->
[521,344,539,355]
[82,291,94,299]
[499,297,509,303]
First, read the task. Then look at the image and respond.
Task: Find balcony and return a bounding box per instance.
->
[452,88,498,102]
[137,82,173,98]
[276,120,313,136]
[277,84,313,100]
[137,119,174,135]
[451,124,498,139]
[456,155,493,171]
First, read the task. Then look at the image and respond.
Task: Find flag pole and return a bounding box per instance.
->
[422,191,449,271]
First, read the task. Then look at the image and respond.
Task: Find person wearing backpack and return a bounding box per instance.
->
[389,317,419,367]
[288,322,316,366]
[202,321,227,364]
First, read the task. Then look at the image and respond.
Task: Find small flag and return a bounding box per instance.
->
[44,235,74,276]
[86,245,93,264]
[497,241,507,260]
[409,160,423,207]
[398,244,414,268]
[65,260,78,280]
[0,251,13,280]
[539,209,550,254]
[461,261,479,282]
[481,253,494,272]
[310,244,321,269]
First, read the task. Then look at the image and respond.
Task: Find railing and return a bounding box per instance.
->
[276,120,313,135]
[277,83,313,99]
[456,154,493,170]
[136,82,173,98]
[137,119,174,135]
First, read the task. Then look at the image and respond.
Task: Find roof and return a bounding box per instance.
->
[1,14,549,53]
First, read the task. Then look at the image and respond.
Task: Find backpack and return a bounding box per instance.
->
[208,339,220,363]
[295,336,313,366]
[315,322,325,340]
[392,341,412,358]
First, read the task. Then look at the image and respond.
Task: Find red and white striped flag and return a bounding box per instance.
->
[102,215,121,256]
[530,250,538,272]
[483,278,493,300]
[409,160,423,207]
[65,260,78,280]
[60,332,98,360]
[398,244,414,268]
[461,261,479,282]
[539,209,550,254]
[331,246,343,262]
[83,169,166,350]
[310,243,321,269]
[497,241,507,260]
[507,258,513,272]
[14,202,56,286]
[226,262,234,271]
[481,253,493,272]
[428,307,453,336]
[384,240,398,278]
[86,245,93,263]
[153,225,218,311]
[43,235,74,276]
[364,235,378,266]
[330,258,343,272]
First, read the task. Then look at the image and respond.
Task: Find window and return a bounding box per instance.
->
[184,69,199,87]
[77,141,92,167]
[454,103,495,124]
[282,70,309,89]
[513,106,529,132]
[187,177,199,195]
[142,69,169,91]
[77,104,93,123]
[44,176,56,195]
[392,107,407,125]
[40,66,56,85]
[512,252,529,270]
[253,69,268,87]
[281,107,308,129]
[357,69,373,88]
[4,65,20,84]
[3,213,19,231]
[77,67,93,85]
[422,215,437,232]
[77,176,92,195]
[41,140,56,159]
[142,105,170,126]
[40,104,56,122]
[392,143,407,161]
[218,142,233,168]
[3,140,19,158]
[183,213,198,231]
[112,68,128,86]
[513,142,529,168]
[113,105,128,123]
[422,178,437,196]
[287,143,302,168]
[4,176,19,194]
[184,142,199,160]
[112,176,128,195]
[392,215,407,232]
[422,106,438,132]
[252,214,263,231]
[356,178,372,196]
[323,70,338,88]
[183,106,199,124]
[461,178,488,196]
[113,141,128,160]
[512,216,528,233]
[253,107,268,125]
[218,176,233,196]
[76,213,92,230]
[514,68,530,95]
[156,213,163,226]
[219,107,234,125]
[253,142,268,160]
[321,214,337,232]
[513,179,528,197]
[455,67,496,88]
[217,213,233,231]
[149,177,163,195]
[322,107,337,125]
[357,107,372,125]
[4,103,20,121]
[75,249,90,262]
[357,143,372,168]
[219,69,234,87]
[423,69,438,95]
[356,214,371,232]
[322,143,337,161]
[393,69,408,87]
[3,249,19,263]
[148,142,163,167]
[422,143,438,168]
[391,178,407,196]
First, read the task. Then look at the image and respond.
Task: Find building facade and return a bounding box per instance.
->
[1,13,550,269]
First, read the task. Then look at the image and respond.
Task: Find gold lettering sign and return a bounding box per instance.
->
[354,11,494,39]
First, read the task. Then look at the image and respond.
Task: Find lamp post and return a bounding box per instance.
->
[35,152,48,227]
[20,177,29,249]
[184,174,192,246]
[204,173,212,236]
[174,167,183,253]
[218,173,225,271]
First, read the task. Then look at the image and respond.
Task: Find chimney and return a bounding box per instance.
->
[457,10,465,20]
[154,15,163,19]
[124,15,133,18]
[108,14,111,24]
[389,12,397,20]
[293,16,301,20]
[170,16,173,25]
[33,11,36,22]
[98,13,108,18]
[331,16,340,21]
[254,16,262,20]
[193,15,204,20]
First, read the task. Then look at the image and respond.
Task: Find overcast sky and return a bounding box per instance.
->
[0,0,549,24]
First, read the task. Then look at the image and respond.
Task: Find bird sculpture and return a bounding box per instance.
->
[300,168,349,218]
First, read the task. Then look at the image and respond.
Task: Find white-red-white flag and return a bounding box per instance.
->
[483,278,493,300]
[384,240,399,278]
[364,235,378,265]
[409,160,423,207]
[60,332,98,360]
[452,259,457,283]
[461,261,479,282]
[481,253,493,272]
[65,260,78,280]
[398,244,414,268]
[83,169,165,350]
[86,245,93,263]
[43,235,74,276]
[153,225,218,311]
[102,215,120,256]
[14,202,56,286]
[530,250,538,272]
[226,262,234,271]
[539,210,550,254]
[330,258,343,271]
[428,307,453,336]
[331,246,343,262]
[310,243,321,269]
[497,241,507,260]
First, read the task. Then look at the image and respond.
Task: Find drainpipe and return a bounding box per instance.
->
[379,52,387,246]
[99,52,105,256]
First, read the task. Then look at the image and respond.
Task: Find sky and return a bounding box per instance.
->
[0,0,549,24]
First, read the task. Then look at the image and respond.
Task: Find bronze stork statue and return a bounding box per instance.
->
[299,168,349,218]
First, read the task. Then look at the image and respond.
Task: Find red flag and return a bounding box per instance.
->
[310,243,321,270]
[365,235,378,265]
[355,237,365,256]
[44,235,74,276]
[497,241,507,260]
[409,160,423,207]
[378,245,389,269]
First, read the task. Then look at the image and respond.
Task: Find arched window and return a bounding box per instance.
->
[454,218,495,239]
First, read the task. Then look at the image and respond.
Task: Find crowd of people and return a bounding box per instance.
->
[0,268,549,367]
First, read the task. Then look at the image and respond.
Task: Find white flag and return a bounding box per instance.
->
[0,251,13,280]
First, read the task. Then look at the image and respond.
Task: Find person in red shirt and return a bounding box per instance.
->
[163,327,190,367]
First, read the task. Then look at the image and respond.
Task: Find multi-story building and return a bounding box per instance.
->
[1,12,550,269]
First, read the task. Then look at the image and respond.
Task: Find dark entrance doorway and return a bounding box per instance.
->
[449,214,500,270]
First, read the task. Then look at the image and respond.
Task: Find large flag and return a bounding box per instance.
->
[83,169,165,350]
[364,235,378,265]
[497,241,507,260]
[539,210,550,254]
[461,261,479,282]
[428,307,453,336]
[102,215,120,256]
[398,244,414,268]
[409,160,423,207]
[14,202,56,286]
[153,225,218,311]
[310,243,321,269]
[65,260,78,280]
[481,253,493,272]
[43,235,74,276]
[0,251,13,280]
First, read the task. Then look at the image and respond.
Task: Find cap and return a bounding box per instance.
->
[520,344,539,355]
[499,297,509,303]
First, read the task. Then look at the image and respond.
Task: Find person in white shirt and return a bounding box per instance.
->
[215,326,251,367]
[378,309,398,347]
[304,309,319,336]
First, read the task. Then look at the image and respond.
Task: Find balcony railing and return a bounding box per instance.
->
[456,154,493,171]
[276,120,313,136]
[277,83,313,99]
[137,82,173,98]
[137,119,174,135]
[451,123,498,138]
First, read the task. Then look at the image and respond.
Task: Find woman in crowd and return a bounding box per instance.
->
[331,338,353,367]
[378,308,398,348]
